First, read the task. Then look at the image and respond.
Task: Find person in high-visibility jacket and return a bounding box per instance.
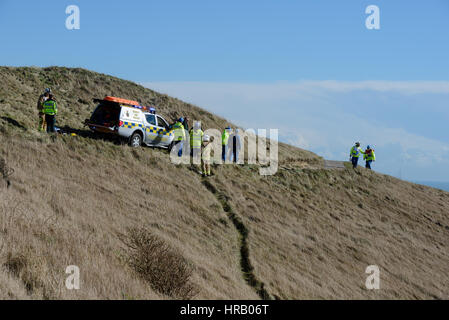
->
[202,135,214,176]
[349,142,364,168]
[42,94,58,133]
[222,126,232,162]
[173,118,186,157]
[190,121,204,164]
[37,88,51,132]
[363,145,376,170]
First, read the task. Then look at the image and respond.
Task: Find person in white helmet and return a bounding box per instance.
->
[202,135,214,176]
[349,142,364,169]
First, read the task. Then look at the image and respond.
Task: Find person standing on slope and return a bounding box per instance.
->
[202,135,214,176]
[182,116,190,132]
[42,94,58,133]
[222,126,232,162]
[37,88,51,132]
[349,142,364,169]
[173,117,186,157]
[227,129,235,162]
[363,145,376,170]
[190,121,204,167]
[229,128,241,163]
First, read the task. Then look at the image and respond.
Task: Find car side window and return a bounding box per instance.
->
[145,114,156,126]
[157,116,168,129]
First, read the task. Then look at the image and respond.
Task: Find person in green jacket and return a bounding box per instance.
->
[42,94,58,133]
[222,126,232,162]
[363,145,376,170]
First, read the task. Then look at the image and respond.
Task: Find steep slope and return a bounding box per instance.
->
[0,66,448,299]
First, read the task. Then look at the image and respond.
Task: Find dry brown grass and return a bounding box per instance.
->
[0,66,448,300]
[211,165,449,299]
[0,135,257,300]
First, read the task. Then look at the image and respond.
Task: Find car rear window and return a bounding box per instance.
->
[91,103,120,125]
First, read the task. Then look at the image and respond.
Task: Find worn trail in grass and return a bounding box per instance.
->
[201,178,273,300]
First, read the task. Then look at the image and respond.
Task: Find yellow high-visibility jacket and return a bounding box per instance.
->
[350,146,364,158]
[173,122,186,141]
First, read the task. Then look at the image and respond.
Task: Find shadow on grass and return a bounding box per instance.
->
[1,116,27,131]
[60,125,125,146]
[59,125,95,138]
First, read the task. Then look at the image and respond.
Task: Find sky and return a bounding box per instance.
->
[1,0,448,181]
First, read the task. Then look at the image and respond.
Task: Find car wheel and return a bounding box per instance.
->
[130,132,142,148]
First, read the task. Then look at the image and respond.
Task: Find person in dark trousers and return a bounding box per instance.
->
[363,145,376,169]
[349,142,364,168]
[182,117,189,132]
[229,128,241,163]
[42,94,58,133]
[172,118,186,157]
[221,126,231,162]
[227,130,234,161]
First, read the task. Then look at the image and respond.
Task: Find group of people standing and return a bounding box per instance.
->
[37,88,59,133]
[350,142,376,169]
[171,117,242,177]
[37,88,58,133]
[36,88,375,175]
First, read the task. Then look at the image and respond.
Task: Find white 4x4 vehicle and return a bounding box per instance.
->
[86,96,175,149]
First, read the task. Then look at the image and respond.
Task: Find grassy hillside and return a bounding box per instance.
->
[0,66,448,299]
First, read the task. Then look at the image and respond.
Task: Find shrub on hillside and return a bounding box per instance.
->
[120,228,197,299]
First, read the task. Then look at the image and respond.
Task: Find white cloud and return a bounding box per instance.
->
[143,80,449,99]
[281,81,449,95]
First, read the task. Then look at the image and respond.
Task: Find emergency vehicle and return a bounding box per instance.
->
[85,96,175,149]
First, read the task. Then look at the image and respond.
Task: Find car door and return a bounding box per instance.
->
[144,114,158,144]
[155,115,171,146]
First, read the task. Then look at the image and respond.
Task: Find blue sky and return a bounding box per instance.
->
[1,0,449,181]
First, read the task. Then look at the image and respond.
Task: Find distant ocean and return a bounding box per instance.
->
[415,181,449,192]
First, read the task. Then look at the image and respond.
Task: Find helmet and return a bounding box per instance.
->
[355,142,360,147]
[203,134,210,142]
[367,145,371,149]
[178,117,184,123]
[44,88,51,93]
